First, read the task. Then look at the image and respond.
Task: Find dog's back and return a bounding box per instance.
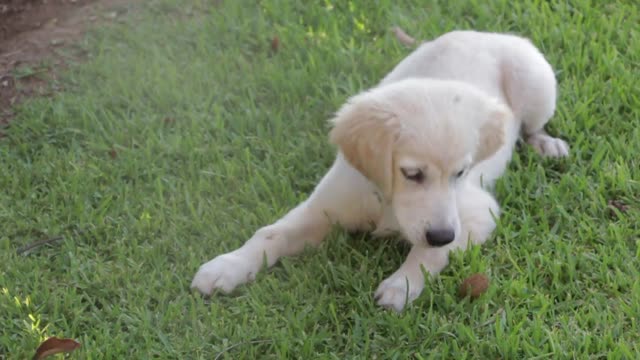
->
[381,31,554,114]
[380,30,561,187]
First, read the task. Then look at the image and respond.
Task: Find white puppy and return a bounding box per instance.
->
[191,31,569,312]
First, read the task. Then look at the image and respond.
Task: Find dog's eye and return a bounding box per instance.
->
[455,169,465,178]
[401,168,424,183]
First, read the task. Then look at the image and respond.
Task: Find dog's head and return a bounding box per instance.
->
[330,78,511,247]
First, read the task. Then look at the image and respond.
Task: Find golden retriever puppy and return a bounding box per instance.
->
[191,31,569,312]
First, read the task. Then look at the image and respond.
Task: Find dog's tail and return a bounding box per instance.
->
[391,26,419,47]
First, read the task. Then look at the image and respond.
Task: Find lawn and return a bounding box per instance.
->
[1,0,639,358]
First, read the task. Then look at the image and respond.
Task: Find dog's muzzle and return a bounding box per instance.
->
[426,229,455,246]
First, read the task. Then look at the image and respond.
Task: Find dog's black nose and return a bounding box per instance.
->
[426,229,455,246]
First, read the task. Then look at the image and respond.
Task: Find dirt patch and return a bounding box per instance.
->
[0,0,129,130]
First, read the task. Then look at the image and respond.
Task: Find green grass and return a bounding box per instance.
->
[1,0,639,358]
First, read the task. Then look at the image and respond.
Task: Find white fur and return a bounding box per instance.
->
[191,31,569,312]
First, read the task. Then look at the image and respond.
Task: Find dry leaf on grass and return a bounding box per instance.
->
[458,273,490,300]
[391,26,416,46]
[271,36,280,52]
[608,199,629,214]
[33,337,81,360]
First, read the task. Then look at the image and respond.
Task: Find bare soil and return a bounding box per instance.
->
[0,0,127,130]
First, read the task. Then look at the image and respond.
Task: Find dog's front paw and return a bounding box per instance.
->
[527,132,569,158]
[191,253,257,295]
[374,272,425,312]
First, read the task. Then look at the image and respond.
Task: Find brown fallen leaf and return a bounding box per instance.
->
[33,337,81,360]
[271,36,280,52]
[391,26,416,46]
[109,148,117,159]
[608,199,629,212]
[458,273,490,300]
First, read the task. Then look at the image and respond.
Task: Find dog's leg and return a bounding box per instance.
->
[375,183,499,312]
[520,85,570,157]
[191,156,380,295]
[503,51,569,158]
[374,245,449,312]
[526,128,569,158]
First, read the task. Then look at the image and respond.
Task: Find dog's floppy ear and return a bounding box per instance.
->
[474,101,512,163]
[329,92,399,198]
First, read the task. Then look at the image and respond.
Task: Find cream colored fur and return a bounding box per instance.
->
[191,30,569,312]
